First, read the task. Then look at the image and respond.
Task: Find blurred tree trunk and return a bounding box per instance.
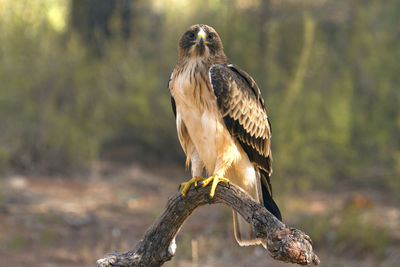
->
[70,0,133,55]
[224,0,236,56]
[258,0,270,86]
[283,12,315,110]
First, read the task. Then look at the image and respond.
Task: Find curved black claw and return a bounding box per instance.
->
[207,194,213,204]
[194,181,200,191]
[178,184,182,191]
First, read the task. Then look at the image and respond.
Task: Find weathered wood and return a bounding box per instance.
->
[96,183,320,267]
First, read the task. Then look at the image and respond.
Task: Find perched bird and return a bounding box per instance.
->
[168,24,281,246]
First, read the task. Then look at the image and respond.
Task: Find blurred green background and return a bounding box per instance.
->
[0,0,399,266]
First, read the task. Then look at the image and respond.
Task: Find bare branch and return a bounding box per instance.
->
[96,183,320,267]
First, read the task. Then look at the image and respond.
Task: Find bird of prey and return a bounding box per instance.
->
[168,24,281,246]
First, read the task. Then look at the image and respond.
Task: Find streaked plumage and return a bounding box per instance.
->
[169,24,281,246]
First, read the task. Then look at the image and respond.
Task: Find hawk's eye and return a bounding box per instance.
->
[187,31,195,39]
[207,33,214,40]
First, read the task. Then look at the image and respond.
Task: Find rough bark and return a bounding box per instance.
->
[96,183,320,267]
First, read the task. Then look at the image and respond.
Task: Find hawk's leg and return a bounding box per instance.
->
[200,174,230,198]
[179,148,205,197]
[200,149,235,198]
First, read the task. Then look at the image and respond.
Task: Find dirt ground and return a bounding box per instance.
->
[0,162,399,267]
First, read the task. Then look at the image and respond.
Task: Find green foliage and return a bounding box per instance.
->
[0,0,178,171]
[298,206,389,258]
[296,214,331,246]
[39,228,58,246]
[0,29,110,171]
[8,232,27,250]
[0,0,399,197]
[336,207,389,257]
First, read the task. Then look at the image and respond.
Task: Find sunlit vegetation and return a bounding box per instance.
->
[0,0,399,198]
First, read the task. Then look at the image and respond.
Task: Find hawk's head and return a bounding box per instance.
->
[178,24,225,60]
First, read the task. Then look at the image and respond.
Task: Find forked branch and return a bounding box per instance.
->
[96,183,320,267]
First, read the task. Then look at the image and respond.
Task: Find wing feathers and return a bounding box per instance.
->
[210,64,272,174]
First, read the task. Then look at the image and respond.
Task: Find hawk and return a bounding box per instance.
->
[169,24,281,246]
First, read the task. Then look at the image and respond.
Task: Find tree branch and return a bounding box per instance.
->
[96,183,320,267]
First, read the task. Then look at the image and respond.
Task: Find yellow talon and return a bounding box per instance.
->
[179,177,204,197]
[201,174,230,198]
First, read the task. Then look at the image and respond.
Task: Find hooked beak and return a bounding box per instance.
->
[197,32,205,45]
[193,29,210,45]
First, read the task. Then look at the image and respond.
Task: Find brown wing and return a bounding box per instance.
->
[209,64,272,175]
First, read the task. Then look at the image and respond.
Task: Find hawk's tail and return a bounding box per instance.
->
[260,169,282,221]
[232,169,281,247]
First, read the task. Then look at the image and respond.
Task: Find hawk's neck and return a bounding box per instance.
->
[177,54,227,70]
[172,57,219,110]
